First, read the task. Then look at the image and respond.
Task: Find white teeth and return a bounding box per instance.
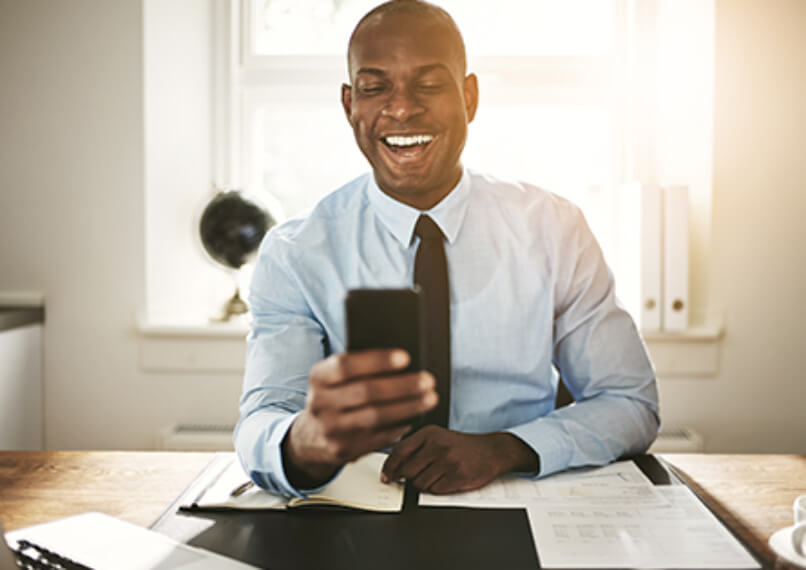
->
[384,134,434,147]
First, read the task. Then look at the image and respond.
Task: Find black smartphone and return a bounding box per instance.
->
[345,288,423,374]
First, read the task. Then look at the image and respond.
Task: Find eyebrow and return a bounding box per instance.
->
[354,63,453,78]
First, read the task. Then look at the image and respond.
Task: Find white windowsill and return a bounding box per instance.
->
[136,315,724,378]
[641,321,723,342]
[137,314,249,373]
[641,318,724,378]
[137,316,249,339]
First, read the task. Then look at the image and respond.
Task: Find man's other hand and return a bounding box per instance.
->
[381,427,539,494]
[282,349,438,489]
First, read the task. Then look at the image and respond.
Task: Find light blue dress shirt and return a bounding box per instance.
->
[235,169,660,497]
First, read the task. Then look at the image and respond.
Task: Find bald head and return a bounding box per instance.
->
[347,0,467,80]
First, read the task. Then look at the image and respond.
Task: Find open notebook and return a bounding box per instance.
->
[1,513,256,569]
[183,451,404,513]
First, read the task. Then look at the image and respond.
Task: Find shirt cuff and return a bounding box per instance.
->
[506,418,574,479]
[250,411,342,498]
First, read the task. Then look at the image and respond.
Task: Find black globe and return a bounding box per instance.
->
[199,191,275,270]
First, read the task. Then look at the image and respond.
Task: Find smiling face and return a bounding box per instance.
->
[342,10,478,210]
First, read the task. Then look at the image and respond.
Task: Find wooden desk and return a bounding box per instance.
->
[659,454,806,564]
[1,452,804,564]
[0,451,212,531]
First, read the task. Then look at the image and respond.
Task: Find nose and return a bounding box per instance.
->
[381,87,425,121]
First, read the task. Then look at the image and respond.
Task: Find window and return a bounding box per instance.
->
[222,1,628,238]
[206,0,714,328]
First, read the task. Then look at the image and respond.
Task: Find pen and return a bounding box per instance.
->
[230,480,254,497]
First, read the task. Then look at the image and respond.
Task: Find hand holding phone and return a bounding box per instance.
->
[281,288,436,488]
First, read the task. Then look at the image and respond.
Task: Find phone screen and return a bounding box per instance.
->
[345,288,423,374]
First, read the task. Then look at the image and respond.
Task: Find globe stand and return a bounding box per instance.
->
[198,189,275,324]
[211,287,249,323]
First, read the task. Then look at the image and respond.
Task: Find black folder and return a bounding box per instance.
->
[150,455,768,570]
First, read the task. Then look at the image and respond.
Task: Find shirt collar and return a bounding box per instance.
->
[366,168,471,247]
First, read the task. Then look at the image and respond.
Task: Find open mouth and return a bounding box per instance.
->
[381,134,434,156]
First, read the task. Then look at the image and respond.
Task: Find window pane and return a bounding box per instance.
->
[252,98,617,250]
[254,0,614,57]
[254,0,378,56]
[465,105,613,201]
[447,1,614,56]
[464,103,620,263]
[251,102,367,219]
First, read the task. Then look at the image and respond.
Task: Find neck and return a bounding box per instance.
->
[378,168,463,211]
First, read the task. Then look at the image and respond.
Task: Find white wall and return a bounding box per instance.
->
[0,0,242,450]
[657,0,806,452]
[0,0,803,453]
[144,0,234,323]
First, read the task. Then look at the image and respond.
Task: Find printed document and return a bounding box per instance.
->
[527,486,760,569]
[419,460,665,508]
[419,460,759,568]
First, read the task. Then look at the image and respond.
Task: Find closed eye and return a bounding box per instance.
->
[418,83,445,93]
[359,84,386,95]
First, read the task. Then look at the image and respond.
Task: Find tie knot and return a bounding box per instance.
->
[414,215,445,243]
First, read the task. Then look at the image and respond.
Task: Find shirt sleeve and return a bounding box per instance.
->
[233,232,334,498]
[506,205,660,478]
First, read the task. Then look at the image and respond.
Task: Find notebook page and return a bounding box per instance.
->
[294,452,404,512]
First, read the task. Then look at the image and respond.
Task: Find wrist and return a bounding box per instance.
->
[281,417,341,489]
[489,432,540,476]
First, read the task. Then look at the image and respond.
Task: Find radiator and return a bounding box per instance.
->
[648,426,704,453]
[159,423,235,451]
[159,424,704,453]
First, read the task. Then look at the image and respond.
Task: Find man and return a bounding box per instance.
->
[235,0,659,497]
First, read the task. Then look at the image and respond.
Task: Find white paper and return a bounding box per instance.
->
[526,486,760,569]
[419,460,664,508]
[300,452,404,512]
[191,458,286,509]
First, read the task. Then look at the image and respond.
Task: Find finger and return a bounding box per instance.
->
[424,471,461,495]
[338,371,435,410]
[328,424,412,465]
[326,391,438,435]
[382,427,432,482]
[363,425,412,456]
[411,462,449,493]
[386,433,445,483]
[307,373,435,430]
[312,350,410,387]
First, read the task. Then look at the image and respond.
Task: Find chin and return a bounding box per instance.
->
[380,174,434,196]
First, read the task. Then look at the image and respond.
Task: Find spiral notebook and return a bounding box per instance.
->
[1,513,256,569]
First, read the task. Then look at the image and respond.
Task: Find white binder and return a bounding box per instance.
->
[663,185,689,331]
[616,182,662,332]
[641,183,663,331]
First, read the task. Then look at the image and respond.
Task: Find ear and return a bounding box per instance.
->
[341,83,354,124]
[463,73,479,123]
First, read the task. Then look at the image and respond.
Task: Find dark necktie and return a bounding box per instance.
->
[413,215,451,428]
